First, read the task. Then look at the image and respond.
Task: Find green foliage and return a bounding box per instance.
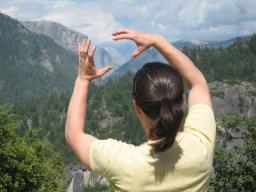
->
[0,106,67,192]
[210,115,256,192]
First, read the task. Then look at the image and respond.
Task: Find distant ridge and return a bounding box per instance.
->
[173,36,251,49]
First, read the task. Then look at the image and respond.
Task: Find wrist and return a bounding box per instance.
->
[153,35,166,47]
[76,77,90,87]
[152,34,164,46]
[154,35,175,54]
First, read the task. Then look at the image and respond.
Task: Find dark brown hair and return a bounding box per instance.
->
[132,62,184,152]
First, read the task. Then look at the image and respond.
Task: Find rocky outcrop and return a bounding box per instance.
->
[210,81,256,117]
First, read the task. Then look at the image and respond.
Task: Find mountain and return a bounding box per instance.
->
[0,13,77,103]
[23,21,126,76]
[93,47,125,78]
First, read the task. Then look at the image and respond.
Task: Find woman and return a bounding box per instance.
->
[65,29,216,192]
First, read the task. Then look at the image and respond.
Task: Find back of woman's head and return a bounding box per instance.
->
[133,62,184,153]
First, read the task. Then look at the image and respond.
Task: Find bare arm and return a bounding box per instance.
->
[65,39,112,168]
[112,29,212,109]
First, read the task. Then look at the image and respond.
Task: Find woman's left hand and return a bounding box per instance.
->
[78,39,112,81]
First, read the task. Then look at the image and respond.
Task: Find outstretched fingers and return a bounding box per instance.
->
[131,47,144,59]
[112,33,135,41]
[77,38,112,80]
[82,39,91,53]
[88,45,96,60]
[112,28,136,41]
[96,66,112,77]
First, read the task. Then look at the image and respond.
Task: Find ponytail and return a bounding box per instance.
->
[132,62,184,153]
[148,98,183,152]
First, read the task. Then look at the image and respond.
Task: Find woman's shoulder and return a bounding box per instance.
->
[183,104,216,146]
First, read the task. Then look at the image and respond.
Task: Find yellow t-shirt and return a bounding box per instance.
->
[89,104,216,192]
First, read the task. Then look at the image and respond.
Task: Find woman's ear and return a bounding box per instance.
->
[132,99,142,115]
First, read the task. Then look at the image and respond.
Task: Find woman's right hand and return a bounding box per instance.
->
[112,29,160,59]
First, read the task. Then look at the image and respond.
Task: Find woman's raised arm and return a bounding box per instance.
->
[112,29,212,109]
[65,39,112,168]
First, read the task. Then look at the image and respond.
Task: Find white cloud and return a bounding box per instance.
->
[178,0,208,27]
[0,0,256,43]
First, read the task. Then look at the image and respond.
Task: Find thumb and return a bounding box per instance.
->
[96,65,112,77]
[131,47,143,59]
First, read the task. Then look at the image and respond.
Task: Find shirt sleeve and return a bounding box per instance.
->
[183,104,216,145]
[89,138,135,180]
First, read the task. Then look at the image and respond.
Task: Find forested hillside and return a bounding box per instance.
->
[0,13,77,103]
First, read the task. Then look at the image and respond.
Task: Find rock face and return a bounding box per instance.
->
[210,81,256,117]
[103,47,126,68]
[23,21,87,53]
[94,47,125,78]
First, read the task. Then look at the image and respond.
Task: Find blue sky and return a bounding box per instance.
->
[1,0,256,44]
